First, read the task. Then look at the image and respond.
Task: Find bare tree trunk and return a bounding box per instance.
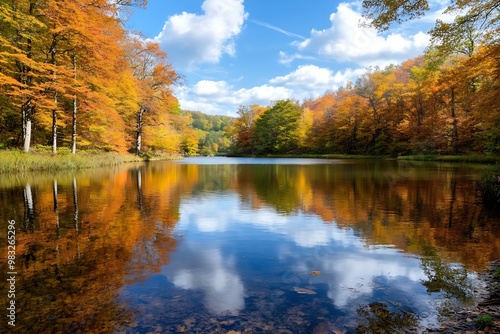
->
[52,95,57,153]
[23,114,32,153]
[21,97,34,153]
[136,106,145,156]
[51,40,57,154]
[22,102,26,146]
[72,56,77,154]
[72,96,77,154]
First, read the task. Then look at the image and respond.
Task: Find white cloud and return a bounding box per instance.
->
[294,2,430,68]
[154,0,247,69]
[269,65,364,94]
[234,85,292,104]
[278,51,315,65]
[193,80,231,97]
[175,65,363,115]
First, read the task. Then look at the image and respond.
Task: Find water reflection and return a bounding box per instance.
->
[171,195,432,323]
[164,246,245,314]
[0,158,499,333]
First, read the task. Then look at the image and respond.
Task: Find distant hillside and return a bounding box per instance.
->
[181,110,235,156]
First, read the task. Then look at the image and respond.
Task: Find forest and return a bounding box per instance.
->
[0,0,499,158]
[229,49,500,156]
[0,0,185,155]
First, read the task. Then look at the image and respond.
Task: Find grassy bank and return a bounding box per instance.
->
[0,149,181,173]
[397,154,500,163]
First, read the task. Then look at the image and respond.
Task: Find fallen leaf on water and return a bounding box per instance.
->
[311,321,346,334]
[310,271,321,275]
[293,286,317,295]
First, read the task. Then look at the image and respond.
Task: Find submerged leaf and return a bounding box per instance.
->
[293,286,317,295]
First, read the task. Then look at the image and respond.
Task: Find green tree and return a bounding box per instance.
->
[253,100,302,155]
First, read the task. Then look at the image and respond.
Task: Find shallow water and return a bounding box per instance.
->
[1,157,499,333]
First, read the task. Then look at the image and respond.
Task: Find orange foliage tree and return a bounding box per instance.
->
[125,37,181,155]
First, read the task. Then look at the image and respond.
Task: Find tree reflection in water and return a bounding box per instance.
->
[420,248,475,318]
[356,302,419,334]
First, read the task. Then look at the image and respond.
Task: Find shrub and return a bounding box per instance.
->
[476,314,493,329]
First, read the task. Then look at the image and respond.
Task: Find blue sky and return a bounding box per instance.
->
[126,0,453,116]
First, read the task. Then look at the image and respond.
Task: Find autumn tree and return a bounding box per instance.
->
[396,57,445,153]
[0,0,53,152]
[331,86,368,153]
[354,67,404,154]
[361,0,499,153]
[229,104,266,155]
[302,92,336,152]
[125,37,180,155]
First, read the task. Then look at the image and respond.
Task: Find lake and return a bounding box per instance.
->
[1,157,499,333]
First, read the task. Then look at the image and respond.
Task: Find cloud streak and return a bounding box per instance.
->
[251,20,306,40]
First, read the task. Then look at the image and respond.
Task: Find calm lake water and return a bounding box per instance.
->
[1,157,499,333]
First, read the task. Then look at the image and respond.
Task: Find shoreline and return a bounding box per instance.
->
[425,259,500,333]
[2,150,499,174]
[228,153,500,163]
